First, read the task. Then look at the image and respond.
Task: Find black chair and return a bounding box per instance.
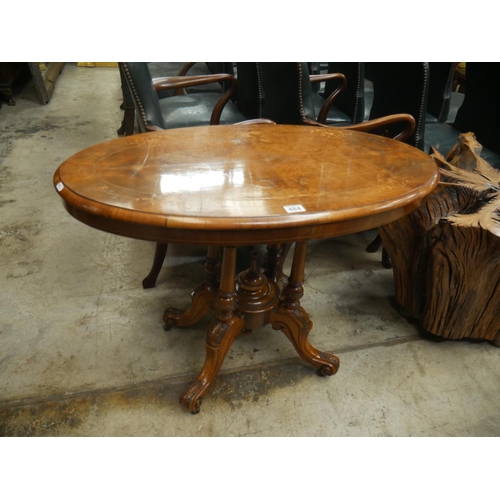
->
[234,62,360,126]
[426,62,456,123]
[257,62,414,139]
[119,62,245,133]
[314,62,365,124]
[233,63,264,120]
[364,62,429,151]
[119,62,247,288]
[118,62,240,136]
[118,63,201,136]
[425,62,500,168]
[257,62,348,126]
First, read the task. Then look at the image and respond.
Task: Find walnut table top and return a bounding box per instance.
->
[54,124,439,246]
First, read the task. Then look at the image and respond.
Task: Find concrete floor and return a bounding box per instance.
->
[1,64,499,437]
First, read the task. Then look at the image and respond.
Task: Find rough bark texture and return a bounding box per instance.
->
[379,133,500,344]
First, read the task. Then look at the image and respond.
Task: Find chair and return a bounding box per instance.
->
[233,63,264,120]
[363,62,429,150]
[426,63,456,123]
[314,63,365,124]
[119,62,245,133]
[117,62,238,136]
[424,62,500,168]
[257,62,414,139]
[233,62,357,127]
[355,63,430,264]
[257,62,347,126]
[119,62,247,288]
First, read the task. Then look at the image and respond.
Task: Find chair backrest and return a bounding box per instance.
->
[258,62,316,124]
[367,62,429,149]
[234,63,262,120]
[119,62,167,131]
[427,63,455,123]
[235,63,364,125]
[324,62,365,123]
[453,62,500,154]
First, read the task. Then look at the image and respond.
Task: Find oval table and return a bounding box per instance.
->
[54,124,439,413]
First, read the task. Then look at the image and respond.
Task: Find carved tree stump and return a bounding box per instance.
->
[379,133,500,345]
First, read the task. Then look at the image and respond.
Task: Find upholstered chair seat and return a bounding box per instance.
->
[311,93,352,123]
[159,92,246,128]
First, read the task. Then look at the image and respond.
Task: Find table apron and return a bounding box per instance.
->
[63,199,425,246]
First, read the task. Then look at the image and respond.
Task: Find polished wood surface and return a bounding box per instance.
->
[54,123,439,413]
[54,124,439,246]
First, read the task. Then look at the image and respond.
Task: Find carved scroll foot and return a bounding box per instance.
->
[269,305,339,376]
[163,283,218,331]
[180,313,244,413]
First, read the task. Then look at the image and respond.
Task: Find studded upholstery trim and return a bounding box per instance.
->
[256,63,263,119]
[415,63,429,146]
[298,63,306,120]
[352,63,362,124]
[121,63,148,127]
[438,64,454,122]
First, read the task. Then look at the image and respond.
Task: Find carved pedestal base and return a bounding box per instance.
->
[163,242,339,414]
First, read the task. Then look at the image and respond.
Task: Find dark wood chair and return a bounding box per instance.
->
[314,62,365,124]
[232,62,347,126]
[118,63,237,136]
[256,62,414,139]
[119,62,246,288]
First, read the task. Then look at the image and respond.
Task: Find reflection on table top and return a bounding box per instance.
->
[54,124,439,244]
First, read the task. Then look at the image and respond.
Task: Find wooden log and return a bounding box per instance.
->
[379,132,500,344]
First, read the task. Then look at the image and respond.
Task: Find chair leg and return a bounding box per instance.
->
[366,233,382,253]
[117,107,135,136]
[142,243,168,289]
[366,232,392,268]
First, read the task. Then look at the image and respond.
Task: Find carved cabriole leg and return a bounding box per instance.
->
[163,246,220,330]
[142,243,168,289]
[180,247,244,413]
[269,241,339,376]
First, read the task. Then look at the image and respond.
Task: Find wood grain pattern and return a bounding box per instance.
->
[54,124,438,246]
[380,133,500,344]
